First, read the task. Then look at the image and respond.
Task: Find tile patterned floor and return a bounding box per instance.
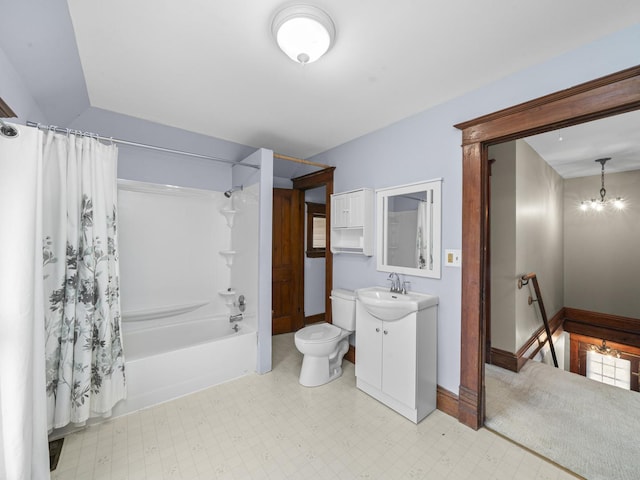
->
[52,334,579,479]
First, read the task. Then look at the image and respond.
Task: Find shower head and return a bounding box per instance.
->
[224,185,243,198]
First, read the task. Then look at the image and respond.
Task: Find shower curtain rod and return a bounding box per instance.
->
[26,121,260,169]
[273,152,331,170]
[398,194,428,203]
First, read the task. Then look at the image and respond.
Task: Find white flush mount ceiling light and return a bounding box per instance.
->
[272,5,335,64]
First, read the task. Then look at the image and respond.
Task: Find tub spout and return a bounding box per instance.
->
[229,313,243,323]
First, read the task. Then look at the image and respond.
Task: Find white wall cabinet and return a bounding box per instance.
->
[355,299,438,423]
[330,188,373,255]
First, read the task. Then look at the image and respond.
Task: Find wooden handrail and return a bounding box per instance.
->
[518,272,559,368]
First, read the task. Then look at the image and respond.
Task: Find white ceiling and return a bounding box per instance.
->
[65,0,640,159]
[524,110,640,179]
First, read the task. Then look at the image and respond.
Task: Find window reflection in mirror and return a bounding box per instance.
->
[376,179,442,278]
[306,202,326,257]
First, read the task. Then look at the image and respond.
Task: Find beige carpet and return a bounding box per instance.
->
[486,361,640,480]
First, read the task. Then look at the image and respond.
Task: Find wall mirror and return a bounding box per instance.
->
[376,179,442,278]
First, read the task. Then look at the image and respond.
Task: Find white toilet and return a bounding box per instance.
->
[294,289,356,387]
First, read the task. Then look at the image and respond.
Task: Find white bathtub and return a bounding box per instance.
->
[114,315,257,417]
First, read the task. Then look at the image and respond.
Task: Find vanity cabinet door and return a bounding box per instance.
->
[355,305,382,390]
[382,317,417,409]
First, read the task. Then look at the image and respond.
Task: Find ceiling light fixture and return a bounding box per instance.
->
[579,157,624,212]
[272,5,335,64]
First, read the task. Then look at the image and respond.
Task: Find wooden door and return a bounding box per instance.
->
[272,188,304,334]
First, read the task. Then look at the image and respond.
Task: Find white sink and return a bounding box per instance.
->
[355,286,438,321]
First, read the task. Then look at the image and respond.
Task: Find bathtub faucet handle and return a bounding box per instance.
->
[237,294,246,312]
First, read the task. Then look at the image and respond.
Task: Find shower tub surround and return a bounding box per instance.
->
[115,179,259,415]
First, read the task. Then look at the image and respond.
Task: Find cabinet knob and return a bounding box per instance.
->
[375,328,380,333]
[383,330,388,335]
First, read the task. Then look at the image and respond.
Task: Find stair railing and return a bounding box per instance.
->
[518,272,559,368]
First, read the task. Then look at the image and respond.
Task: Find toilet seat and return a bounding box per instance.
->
[295,323,341,344]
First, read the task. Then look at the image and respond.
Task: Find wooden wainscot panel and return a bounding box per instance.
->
[564,308,640,349]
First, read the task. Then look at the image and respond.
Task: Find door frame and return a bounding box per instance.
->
[454,65,640,429]
[292,167,336,323]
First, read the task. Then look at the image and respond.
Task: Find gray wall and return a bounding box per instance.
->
[489,140,564,353]
[564,170,640,318]
[489,142,517,352]
[514,140,564,349]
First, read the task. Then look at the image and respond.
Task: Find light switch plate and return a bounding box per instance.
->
[445,249,461,267]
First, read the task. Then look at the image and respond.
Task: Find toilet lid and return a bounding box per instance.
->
[295,323,341,343]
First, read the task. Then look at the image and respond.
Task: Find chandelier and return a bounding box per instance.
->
[580,158,624,211]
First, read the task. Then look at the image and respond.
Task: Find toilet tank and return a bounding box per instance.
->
[330,289,356,331]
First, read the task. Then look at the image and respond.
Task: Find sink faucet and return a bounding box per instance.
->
[388,272,401,293]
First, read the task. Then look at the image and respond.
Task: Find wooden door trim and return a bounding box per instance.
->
[454,64,640,430]
[0,97,17,118]
[292,167,335,323]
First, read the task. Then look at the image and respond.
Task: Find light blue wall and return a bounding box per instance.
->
[312,25,640,394]
[256,150,274,374]
[0,47,47,123]
[68,107,256,191]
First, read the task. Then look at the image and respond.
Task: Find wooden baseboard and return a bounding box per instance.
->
[436,386,459,419]
[489,348,523,372]
[0,97,17,118]
[305,313,325,325]
[489,308,565,372]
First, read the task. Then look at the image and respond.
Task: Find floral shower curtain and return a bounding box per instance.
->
[0,124,50,480]
[42,130,126,430]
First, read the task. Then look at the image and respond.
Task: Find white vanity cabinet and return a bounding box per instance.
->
[355,297,438,423]
[330,188,373,255]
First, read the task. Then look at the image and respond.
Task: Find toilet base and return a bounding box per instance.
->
[298,339,349,387]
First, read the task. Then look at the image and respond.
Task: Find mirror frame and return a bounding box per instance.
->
[376,179,442,278]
